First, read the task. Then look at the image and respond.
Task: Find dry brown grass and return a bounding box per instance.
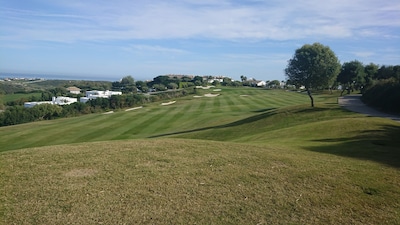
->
[2,139,400,224]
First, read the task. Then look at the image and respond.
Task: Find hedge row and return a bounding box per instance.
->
[362,79,400,114]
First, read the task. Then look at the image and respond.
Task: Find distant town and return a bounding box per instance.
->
[0,77,45,82]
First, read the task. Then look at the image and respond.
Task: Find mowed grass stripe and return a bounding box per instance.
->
[76,107,161,141]
[198,97,216,114]
[186,98,220,130]
[238,89,271,108]
[231,93,266,112]
[71,110,147,142]
[262,92,306,107]
[231,88,252,96]
[146,99,205,135]
[120,106,175,137]
[55,111,132,142]
[270,92,308,106]
[25,113,128,148]
[1,113,113,150]
[221,93,241,112]
[116,107,165,137]
[150,103,194,134]
[1,109,141,151]
[240,95,268,110]
[196,97,208,113]
[172,101,197,124]
[150,98,207,132]
[107,110,152,140]
[138,106,183,136]
[262,94,289,107]
[211,96,221,113]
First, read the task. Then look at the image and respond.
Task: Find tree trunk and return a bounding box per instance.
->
[307,89,314,107]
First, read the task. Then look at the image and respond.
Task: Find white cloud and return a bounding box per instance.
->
[124,45,188,54]
[1,0,399,81]
[1,0,399,44]
[352,51,375,58]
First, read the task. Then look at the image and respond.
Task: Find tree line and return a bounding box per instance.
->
[337,61,399,113]
[285,42,399,112]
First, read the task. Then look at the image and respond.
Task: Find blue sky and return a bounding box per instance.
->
[1,0,399,82]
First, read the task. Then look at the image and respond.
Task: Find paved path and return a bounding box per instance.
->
[338,94,400,122]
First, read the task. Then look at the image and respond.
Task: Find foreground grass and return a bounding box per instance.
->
[2,139,400,224]
[1,88,400,224]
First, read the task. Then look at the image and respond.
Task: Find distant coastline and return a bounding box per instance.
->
[0,72,119,82]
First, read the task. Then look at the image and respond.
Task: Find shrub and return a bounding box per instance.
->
[362,79,400,113]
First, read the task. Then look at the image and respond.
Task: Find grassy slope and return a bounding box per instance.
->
[0,88,308,152]
[0,92,42,103]
[1,88,400,224]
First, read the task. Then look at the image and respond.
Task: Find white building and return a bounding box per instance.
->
[24,97,78,108]
[80,90,122,103]
[24,101,52,108]
[52,96,77,105]
[257,81,267,87]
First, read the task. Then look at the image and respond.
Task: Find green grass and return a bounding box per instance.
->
[0,88,311,152]
[1,87,400,224]
[0,92,42,103]
[2,139,399,224]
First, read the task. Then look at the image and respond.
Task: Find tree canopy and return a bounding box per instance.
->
[285,43,340,107]
[337,60,365,95]
[112,75,136,93]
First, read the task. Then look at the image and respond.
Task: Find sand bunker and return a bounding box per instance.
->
[102,111,114,114]
[204,93,220,97]
[161,101,176,106]
[125,106,143,111]
[196,86,215,89]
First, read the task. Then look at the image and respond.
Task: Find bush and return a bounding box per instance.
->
[362,79,400,113]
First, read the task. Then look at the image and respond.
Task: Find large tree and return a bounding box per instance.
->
[120,75,136,93]
[337,60,365,95]
[112,75,136,93]
[285,43,341,107]
[363,63,379,89]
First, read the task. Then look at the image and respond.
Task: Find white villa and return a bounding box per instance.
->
[257,80,267,87]
[24,90,123,107]
[24,97,78,108]
[80,90,122,103]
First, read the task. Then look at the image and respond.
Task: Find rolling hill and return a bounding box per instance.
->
[1,87,399,224]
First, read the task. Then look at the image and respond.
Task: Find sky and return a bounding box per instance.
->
[1,0,399,82]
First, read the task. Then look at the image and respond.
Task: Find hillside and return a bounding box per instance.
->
[0,88,308,152]
[1,87,400,224]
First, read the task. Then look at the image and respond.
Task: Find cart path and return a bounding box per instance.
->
[338,94,400,122]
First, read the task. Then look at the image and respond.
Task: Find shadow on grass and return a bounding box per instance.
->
[148,108,277,138]
[252,107,277,113]
[306,125,400,168]
[149,106,336,139]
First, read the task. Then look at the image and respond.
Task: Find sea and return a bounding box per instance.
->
[0,72,123,82]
